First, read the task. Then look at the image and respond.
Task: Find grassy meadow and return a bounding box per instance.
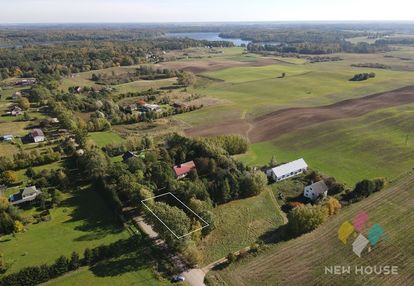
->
[0,188,128,274]
[88,131,124,147]
[206,171,414,286]
[198,190,284,265]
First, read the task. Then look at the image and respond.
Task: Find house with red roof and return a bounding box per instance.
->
[30,128,45,143]
[173,161,196,179]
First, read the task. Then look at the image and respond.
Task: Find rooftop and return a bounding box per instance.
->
[270,158,308,178]
[174,161,196,177]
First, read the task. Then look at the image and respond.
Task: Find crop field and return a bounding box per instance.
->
[198,190,284,265]
[238,103,414,186]
[177,47,414,187]
[0,188,128,274]
[206,171,414,286]
[191,61,414,119]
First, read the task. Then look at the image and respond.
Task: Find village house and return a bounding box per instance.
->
[173,102,188,109]
[12,91,22,101]
[10,106,23,116]
[304,180,328,201]
[122,151,138,162]
[9,186,41,206]
[1,135,14,142]
[123,103,138,113]
[267,158,308,182]
[14,79,36,86]
[139,103,161,113]
[30,128,46,143]
[174,161,196,179]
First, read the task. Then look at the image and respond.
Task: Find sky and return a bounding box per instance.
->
[1,0,414,23]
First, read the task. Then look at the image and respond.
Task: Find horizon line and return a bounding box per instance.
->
[1,20,414,26]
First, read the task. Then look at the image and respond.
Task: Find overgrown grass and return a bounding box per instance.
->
[0,188,128,275]
[207,171,414,286]
[198,190,284,265]
[88,131,124,148]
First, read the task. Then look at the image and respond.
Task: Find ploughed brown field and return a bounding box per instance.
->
[158,57,289,74]
[185,85,414,143]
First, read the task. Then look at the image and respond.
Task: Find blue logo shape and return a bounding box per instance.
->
[368,223,384,246]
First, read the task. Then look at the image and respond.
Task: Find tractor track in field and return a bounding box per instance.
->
[185,85,414,143]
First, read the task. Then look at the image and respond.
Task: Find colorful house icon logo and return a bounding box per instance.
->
[338,211,384,257]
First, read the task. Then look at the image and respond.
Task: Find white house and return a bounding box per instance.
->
[9,186,41,205]
[1,135,14,142]
[30,128,45,143]
[267,158,308,182]
[304,180,328,201]
[12,92,22,101]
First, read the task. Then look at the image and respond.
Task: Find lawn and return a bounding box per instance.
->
[238,104,414,187]
[197,190,284,265]
[206,171,414,286]
[89,131,124,147]
[0,188,129,275]
[43,265,170,286]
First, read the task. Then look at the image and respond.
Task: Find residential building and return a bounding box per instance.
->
[122,151,138,162]
[174,161,196,179]
[1,135,14,142]
[304,180,328,201]
[30,128,46,143]
[267,158,308,182]
[10,106,23,116]
[12,91,22,101]
[9,186,41,205]
[139,103,161,113]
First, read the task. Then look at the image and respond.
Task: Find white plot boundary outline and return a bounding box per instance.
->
[141,192,210,239]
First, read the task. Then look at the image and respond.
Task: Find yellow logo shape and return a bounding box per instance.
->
[338,220,355,244]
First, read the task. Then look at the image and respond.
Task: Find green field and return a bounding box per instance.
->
[196,62,414,119]
[89,131,124,147]
[0,188,128,274]
[238,104,414,186]
[198,190,284,265]
[206,171,414,286]
[43,265,170,286]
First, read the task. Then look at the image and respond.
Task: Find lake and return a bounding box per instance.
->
[165,32,250,46]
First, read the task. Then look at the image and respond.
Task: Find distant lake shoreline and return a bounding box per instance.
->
[165,32,250,46]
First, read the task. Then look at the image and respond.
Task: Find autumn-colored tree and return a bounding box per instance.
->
[18,97,30,110]
[14,221,25,233]
[324,197,341,215]
[184,243,202,266]
[1,171,17,185]
[287,204,328,236]
[191,220,202,242]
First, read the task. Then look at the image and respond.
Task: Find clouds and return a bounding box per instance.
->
[0,0,413,23]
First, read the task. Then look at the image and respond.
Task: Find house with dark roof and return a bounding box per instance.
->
[304,180,328,201]
[1,135,14,142]
[30,128,45,143]
[10,106,23,116]
[173,161,196,179]
[9,186,41,205]
[122,151,138,162]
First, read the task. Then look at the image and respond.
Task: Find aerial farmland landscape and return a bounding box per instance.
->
[0,1,413,286]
